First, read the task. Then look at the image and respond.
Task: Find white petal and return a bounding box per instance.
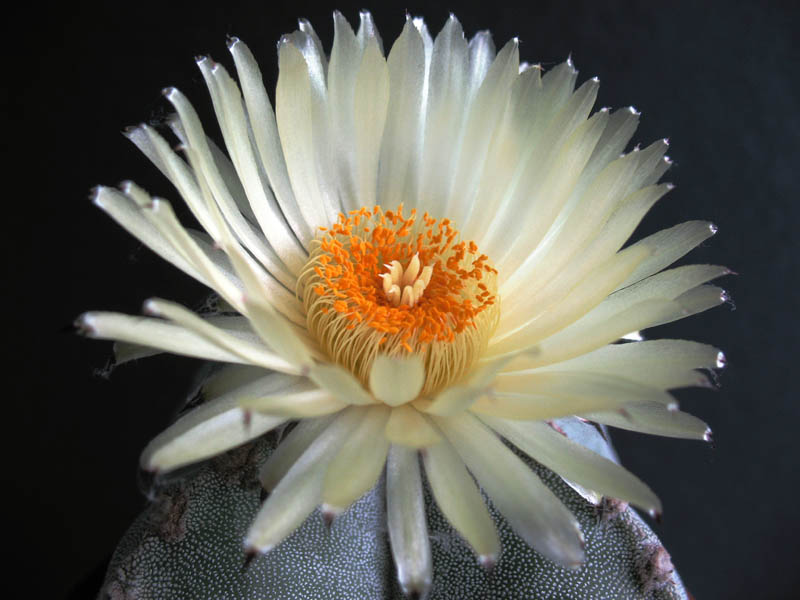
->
[617,220,718,289]
[92,186,206,285]
[420,356,515,416]
[259,416,335,491]
[422,439,500,562]
[445,38,519,226]
[385,405,442,447]
[490,244,649,355]
[482,417,662,514]
[77,312,250,366]
[534,339,722,389]
[377,19,426,209]
[586,403,712,440]
[140,373,297,471]
[227,38,312,247]
[435,413,584,567]
[196,61,307,277]
[142,298,298,373]
[308,362,375,405]
[386,444,431,598]
[352,37,390,209]
[246,408,363,552]
[322,405,390,513]
[241,388,347,418]
[474,372,675,420]
[369,354,425,406]
[419,15,469,212]
[276,40,336,234]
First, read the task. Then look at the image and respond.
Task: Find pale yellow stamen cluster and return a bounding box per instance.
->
[380,254,434,308]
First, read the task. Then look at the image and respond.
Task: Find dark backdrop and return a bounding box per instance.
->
[6,1,798,598]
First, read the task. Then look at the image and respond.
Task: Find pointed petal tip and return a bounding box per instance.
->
[73,313,95,336]
[226,35,241,49]
[321,504,342,527]
[478,554,497,572]
[703,428,714,443]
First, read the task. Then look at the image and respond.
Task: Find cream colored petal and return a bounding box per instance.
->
[139,373,298,472]
[445,38,519,226]
[369,354,425,406]
[167,115,257,225]
[259,416,335,491]
[385,405,442,447]
[471,372,675,421]
[569,106,640,203]
[419,15,469,212]
[386,444,432,599]
[202,364,268,398]
[241,388,347,418]
[490,244,649,355]
[617,221,718,289]
[498,182,671,327]
[196,61,307,278]
[585,403,712,441]
[227,38,312,247]
[326,11,362,211]
[276,40,335,234]
[481,106,606,281]
[435,413,584,567]
[322,405,390,514]
[76,312,249,366]
[352,37,390,209]
[308,362,375,405]
[534,339,723,390]
[483,417,661,515]
[420,356,515,416]
[142,298,298,373]
[377,19,426,209]
[128,191,245,313]
[422,439,500,563]
[466,31,496,96]
[490,298,684,367]
[164,86,303,283]
[245,408,363,552]
[599,264,730,320]
[92,186,206,285]
[494,371,674,406]
[500,149,640,305]
[244,296,314,368]
[356,10,383,52]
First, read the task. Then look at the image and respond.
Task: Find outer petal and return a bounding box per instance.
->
[482,417,662,515]
[422,439,500,563]
[322,405,390,514]
[139,373,298,472]
[435,413,585,567]
[245,408,363,552]
[586,403,713,441]
[386,444,432,599]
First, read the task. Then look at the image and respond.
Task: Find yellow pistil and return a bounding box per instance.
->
[299,205,500,395]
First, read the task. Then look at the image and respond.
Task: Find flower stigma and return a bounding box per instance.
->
[299,205,500,397]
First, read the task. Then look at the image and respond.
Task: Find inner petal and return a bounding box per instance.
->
[299,205,500,397]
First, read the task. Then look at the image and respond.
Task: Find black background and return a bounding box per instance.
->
[6,1,798,598]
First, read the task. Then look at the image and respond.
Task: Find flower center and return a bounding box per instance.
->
[299,205,500,396]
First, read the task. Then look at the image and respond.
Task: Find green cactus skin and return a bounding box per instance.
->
[99,425,688,600]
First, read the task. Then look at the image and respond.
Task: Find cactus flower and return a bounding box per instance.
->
[78,11,726,599]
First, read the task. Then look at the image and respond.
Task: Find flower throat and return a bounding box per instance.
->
[299,205,500,396]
